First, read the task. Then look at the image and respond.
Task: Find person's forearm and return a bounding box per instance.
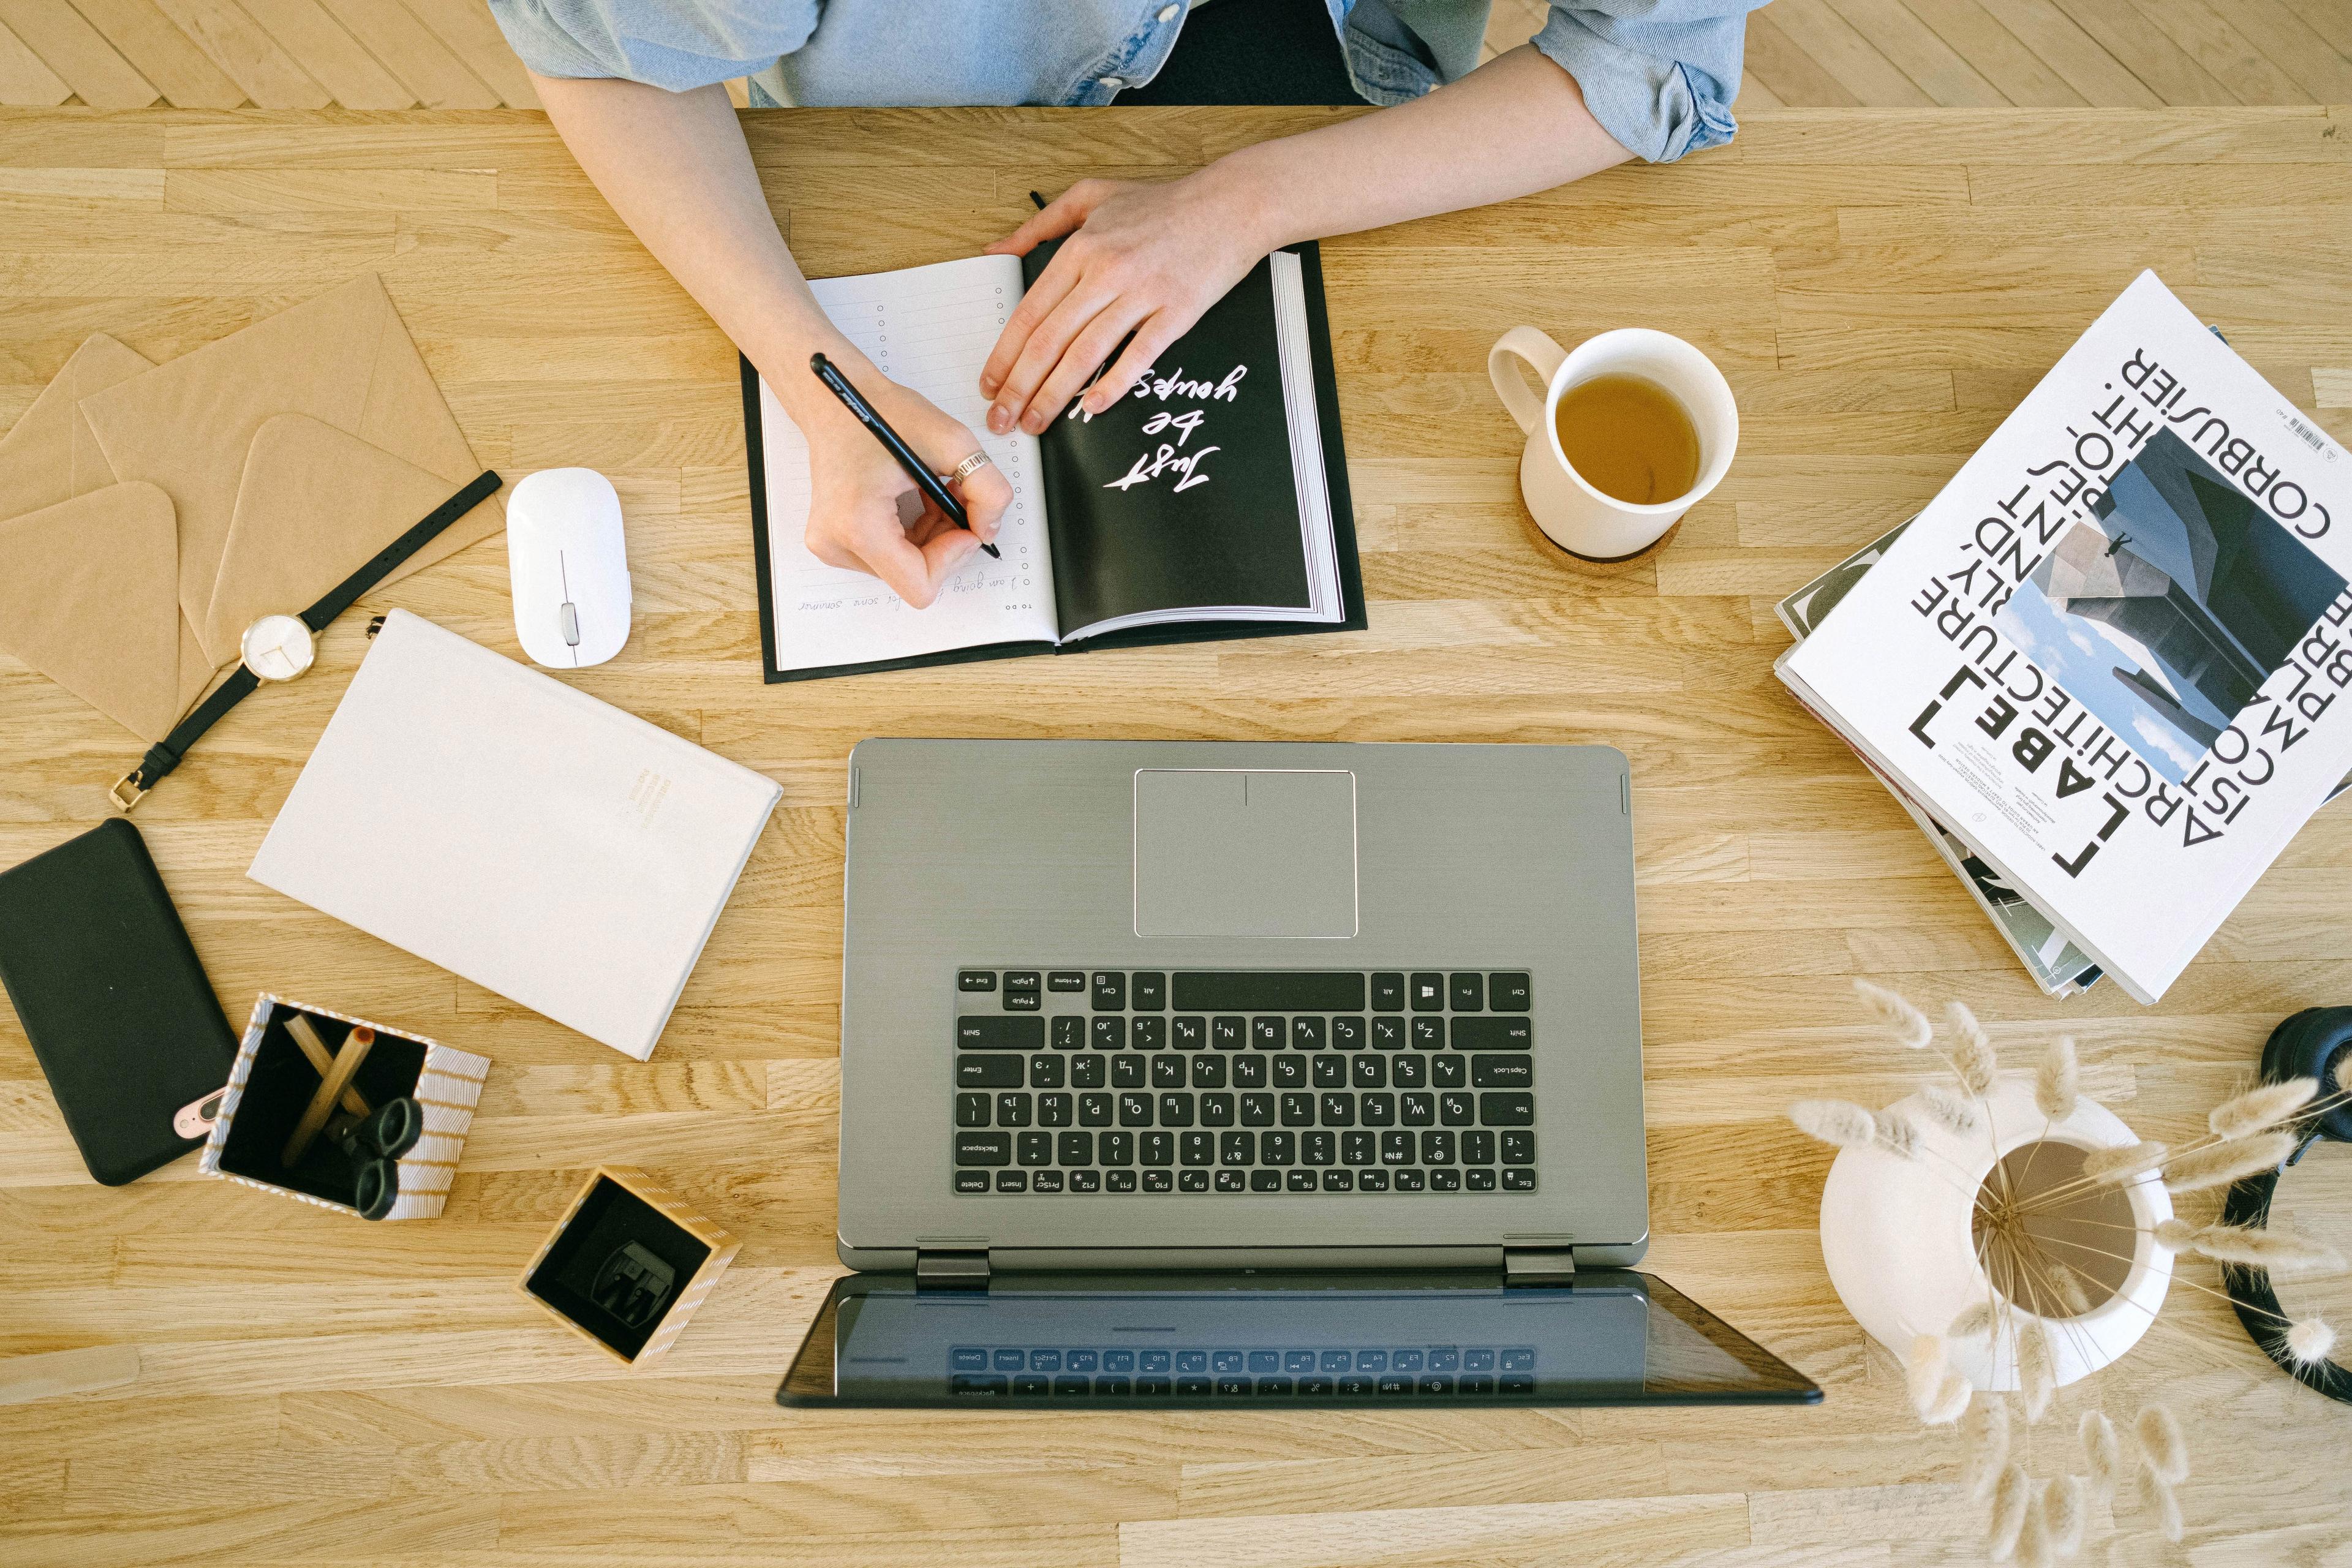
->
[528,70,858,426]
[1208,45,1632,252]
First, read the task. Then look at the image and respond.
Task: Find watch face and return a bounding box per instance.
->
[241,614,315,682]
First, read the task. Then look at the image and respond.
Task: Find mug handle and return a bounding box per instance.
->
[1488,326,1566,435]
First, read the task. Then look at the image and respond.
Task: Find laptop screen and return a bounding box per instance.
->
[778,1269,1820,1408]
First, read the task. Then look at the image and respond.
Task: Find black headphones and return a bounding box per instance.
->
[2221,1006,2352,1404]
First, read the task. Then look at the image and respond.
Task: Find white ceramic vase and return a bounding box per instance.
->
[1818,1074,2173,1390]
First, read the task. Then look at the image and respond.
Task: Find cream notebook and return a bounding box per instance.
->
[249,611,781,1060]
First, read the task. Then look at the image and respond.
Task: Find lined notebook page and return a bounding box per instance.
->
[758,254,1056,671]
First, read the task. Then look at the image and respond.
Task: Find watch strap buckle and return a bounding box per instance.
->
[108,771,148,813]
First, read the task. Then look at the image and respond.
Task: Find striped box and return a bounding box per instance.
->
[519,1166,738,1368]
[199,993,487,1221]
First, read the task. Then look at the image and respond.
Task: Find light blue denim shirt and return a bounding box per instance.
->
[489,0,1758,164]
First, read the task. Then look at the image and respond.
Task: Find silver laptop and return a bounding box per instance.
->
[836,738,1646,1272]
[793,740,1818,1409]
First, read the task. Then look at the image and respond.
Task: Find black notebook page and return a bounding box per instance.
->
[1022,244,1313,638]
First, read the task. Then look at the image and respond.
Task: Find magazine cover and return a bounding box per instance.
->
[1780,271,2352,1003]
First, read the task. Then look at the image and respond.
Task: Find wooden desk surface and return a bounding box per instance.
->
[2,104,2350,1566]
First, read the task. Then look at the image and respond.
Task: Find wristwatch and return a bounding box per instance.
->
[110,469,501,812]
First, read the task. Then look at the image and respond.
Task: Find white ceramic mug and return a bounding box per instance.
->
[1487,326,1739,561]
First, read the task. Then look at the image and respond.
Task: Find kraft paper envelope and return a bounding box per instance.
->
[0,274,503,745]
[77,271,504,672]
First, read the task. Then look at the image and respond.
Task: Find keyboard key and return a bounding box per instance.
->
[1173,1016,1206,1049]
[1251,1169,1280,1191]
[1401,1091,1434,1126]
[1031,1054,1065,1088]
[1464,1130,1494,1163]
[1411,1019,1445,1050]
[959,1014,1043,1050]
[1017,1131,1052,1165]
[1232,1057,1267,1089]
[1071,1055,1106,1088]
[952,1373,1009,1396]
[1449,973,1483,1011]
[1298,1375,1335,1395]
[1142,1131,1174,1165]
[1371,972,1405,1011]
[1200,1093,1234,1126]
[1118,1093,1153,1126]
[1420,1375,1453,1395]
[1215,1169,1245,1191]
[1341,1129,1374,1164]
[1241,1093,1274,1126]
[1322,1169,1353,1191]
[1466,1167,1496,1190]
[1251,1017,1283,1049]
[951,1347,987,1371]
[1110,1056,1145,1088]
[1479,1092,1535,1126]
[1313,1055,1348,1088]
[955,1170,989,1193]
[1092,972,1126,1010]
[1180,1131,1215,1166]
[1053,1016,1086,1050]
[1320,1092,1354,1126]
[1371,1017,1404,1050]
[1032,1169,1065,1192]
[1458,1374,1493,1393]
[1280,1092,1314,1126]
[1133,971,1166,1009]
[1070,1169,1101,1192]
[1152,1054,1185,1088]
[1360,1093,1395,1126]
[1008,971,1041,998]
[1409,973,1444,1011]
[1378,1373,1411,1395]
[1352,1056,1386,1088]
[1428,1349,1459,1371]
[1048,970,1087,992]
[1191,1055,1226,1088]
[1421,1130,1457,1165]
[1303,1131,1335,1165]
[1501,1349,1535,1372]
[1172,971,1366,1011]
[1271,1055,1305,1088]
[1502,1130,1535,1164]
[1058,1131,1094,1165]
[1429,1167,1462,1191]
[1262,1131,1295,1165]
[1130,1016,1166,1051]
[1291,1016,1325,1050]
[1472,1055,1532,1088]
[996,1170,1027,1192]
[1101,1130,1134,1164]
[1489,973,1531,1011]
[1393,1055,1428,1088]
[1395,1169,1426,1191]
[957,1056,1022,1089]
[997,1093,1032,1127]
[1439,1092,1474,1126]
[1079,1093,1113,1126]
[957,970,997,992]
[1286,1169,1316,1192]
[1054,1374,1090,1395]
[1221,1131,1255,1165]
[1096,1375,1129,1395]
[955,1093,991,1126]
[1212,1016,1246,1049]
[1453,1017,1531,1051]
[1040,1092,1072,1126]
[1332,1016,1365,1050]
[1159,1093,1195,1126]
[1381,1130,1414,1165]
[1432,1055,1466,1088]
[1004,990,1039,1012]
[1178,1169,1208,1191]
[1093,1017,1127,1050]
[1144,1169,1173,1191]
[1393,1351,1423,1371]
[1503,1167,1537,1191]
[1359,1171,1391,1192]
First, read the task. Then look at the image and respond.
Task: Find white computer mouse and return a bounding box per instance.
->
[508,467,630,668]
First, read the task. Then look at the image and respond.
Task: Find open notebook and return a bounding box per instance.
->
[744,243,1362,681]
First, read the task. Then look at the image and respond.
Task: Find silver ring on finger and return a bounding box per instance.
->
[946,450,993,484]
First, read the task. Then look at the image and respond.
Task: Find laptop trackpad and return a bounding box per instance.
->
[1134,769,1357,938]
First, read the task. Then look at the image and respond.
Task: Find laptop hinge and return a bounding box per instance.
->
[915,1250,990,1291]
[1503,1247,1576,1289]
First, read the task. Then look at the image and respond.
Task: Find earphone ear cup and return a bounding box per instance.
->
[371,1097,424,1159]
[354,1160,394,1220]
[2260,1008,2352,1143]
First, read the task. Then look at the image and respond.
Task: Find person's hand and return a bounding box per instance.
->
[788,363,1012,609]
[978,170,1279,436]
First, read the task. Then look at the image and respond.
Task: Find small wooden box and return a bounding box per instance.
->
[198,993,486,1221]
[518,1166,738,1368]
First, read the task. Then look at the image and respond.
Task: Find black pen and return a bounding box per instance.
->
[807,352,1000,559]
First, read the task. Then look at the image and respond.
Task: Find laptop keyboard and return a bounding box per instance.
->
[948,1341,1539,1398]
[950,969,1536,1196]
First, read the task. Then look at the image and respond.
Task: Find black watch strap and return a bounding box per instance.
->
[111,469,501,810]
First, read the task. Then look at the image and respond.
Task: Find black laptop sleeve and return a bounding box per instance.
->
[0,818,239,1184]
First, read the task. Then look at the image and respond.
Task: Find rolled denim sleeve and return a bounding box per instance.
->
[1531,1,1751,164]
[486,0,811,91]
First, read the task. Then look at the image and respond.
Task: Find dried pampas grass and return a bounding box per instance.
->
[1874,1108,1921,1161]
[1917,1082,1979,1138]
[2178,1221,2344,1275]
[2046,1474,2087,1557]
[1905,1334,1947,1414]
[2148,1474,2185,1543]
[2016,1485,2054,1568]
[2136,1404,2188,1486]
[1945,1001,1996,1096]
[2152,1217,2198,1251]
[1987,1462,2030,1562]
[1923,1367,1972,1425]
[1853,978,1932,1050]
[1962,1394,2010,1501]
[2046,1261,2093,1316]
[2161,1130,2296,1194]
[2019,1318,2055,1422]
[2081,1139,2167,1185]
[2207,1076,2318,1139]
[1789,1099,1876,1150]
[2283,1314,2335,1366]
[1949,1299,1996,1340]
[2080,1411,2122,1504]
[2036,1036,2078,1120]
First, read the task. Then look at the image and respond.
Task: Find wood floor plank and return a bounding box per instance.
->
[232,0,411,110]
[1972,0,2164,104]
[1744,10,1863,106]
[0,17,69,102]
[1825,0,2010,104]
[396,0,540,110]
[145,0,325,107]
[1740,69,1789,110]
[2127,0,2313,104]
[313,0,497,108]
[0,0,152,105]
[63,0,241,107]
[2050,0,2239,102]
[2274,0,2352,59]
[1767,0,1937,105]
[2222,0,2352,102]
[1893,0,2086,104]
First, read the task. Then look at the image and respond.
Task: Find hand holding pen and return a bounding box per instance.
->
[806,353,1003,598]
